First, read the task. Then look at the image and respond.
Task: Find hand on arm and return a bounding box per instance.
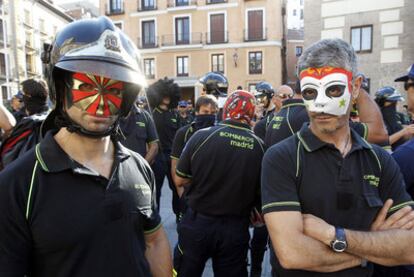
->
[144,142,158,165]
[144,226,172,277]
[264,211,361,272]
[171,158,186,197]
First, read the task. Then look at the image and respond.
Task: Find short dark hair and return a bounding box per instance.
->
[195,95,218,112]
[21,79,48,99]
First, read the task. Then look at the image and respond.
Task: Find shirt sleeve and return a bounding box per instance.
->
[261,140,302,214]
[392,145,414,195]
[143,110,159,144]
[376,146,414,214]
[0,169,31,276]
[170,127,186,160]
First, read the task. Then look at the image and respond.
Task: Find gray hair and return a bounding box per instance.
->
[297,38,358,78]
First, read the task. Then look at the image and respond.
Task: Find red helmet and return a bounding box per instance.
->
[222,90,256,123]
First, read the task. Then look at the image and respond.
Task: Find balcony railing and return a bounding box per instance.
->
[205,31,228,44]
[244,28,267,42]
[105,2,125,15]
[167,0,197,8]
[138,1,157,11]
[137,37,159,49]
[206,0,227,4]
[161,32,202,47]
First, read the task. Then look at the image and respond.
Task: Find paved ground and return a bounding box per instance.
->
[159,180,272,277]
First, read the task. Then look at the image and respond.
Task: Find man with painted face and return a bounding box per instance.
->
[262,39,414,277]
[174,90,264,276]
[0,17,172,277]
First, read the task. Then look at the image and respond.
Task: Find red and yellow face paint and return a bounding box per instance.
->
[71,72,124,117]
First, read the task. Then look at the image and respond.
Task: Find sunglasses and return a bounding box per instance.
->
[404,82,414,90]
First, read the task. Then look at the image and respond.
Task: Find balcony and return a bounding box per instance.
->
[138,1,157,11]
[105,2,125,16]
[244,28,267,42]
[137,37,159,49]
[167,0,197,8]
[206,0,227,4]
[205,31,228,44]
[161,32,202,47]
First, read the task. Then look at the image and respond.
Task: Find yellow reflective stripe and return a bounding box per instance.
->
[177,243,184,255]
[369,148,382,172]
[176,169,192,178]
[143,223,162,235]
[262,201,301,210]
[35,144,49,172]
[219,123,251,132]
[388,201,414,213]
[26,161,39,220]
[173,269,178,277]
[296,132,311,152]
[286,106,294,135]
[170,156,180,160]
[296,140,301,177]
[362,123,368,140]
[148,139,159,144]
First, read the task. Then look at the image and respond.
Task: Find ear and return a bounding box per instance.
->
[352,75,362,100]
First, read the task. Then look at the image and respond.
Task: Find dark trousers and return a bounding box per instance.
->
[151,150,179,215]
[174,209,250,277]
[250,225,269,276]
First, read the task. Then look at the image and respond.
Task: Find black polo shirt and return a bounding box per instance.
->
[261,124,414,277]
[152,107,180,152]
[0,131,161,277]
[119,106,159,157]
[253,111,274,140]
[265,99,309,147]
[170,123,195,160]
[176,119,265,216]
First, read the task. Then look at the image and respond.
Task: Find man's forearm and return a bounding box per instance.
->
[145,227,172,277]
[345,228,414,266]
[144,142,158,164]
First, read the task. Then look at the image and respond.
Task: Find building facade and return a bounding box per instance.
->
[286,28,303,87]
[0,0,72,101]
[101,0,283,101]
[304,0,414,95]
[286,0,303,30]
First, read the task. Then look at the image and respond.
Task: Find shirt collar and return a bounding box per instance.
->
[219,119,252,132]
[297,123,372,153]
[36,131,130,173]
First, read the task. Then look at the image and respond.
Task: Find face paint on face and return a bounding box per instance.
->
[71,72,124,117]
[300,67,353,116]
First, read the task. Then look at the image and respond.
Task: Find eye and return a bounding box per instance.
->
[106,88,122,96]
[302,88,318,100]
[78,83,96,92]
[326,85,345,98]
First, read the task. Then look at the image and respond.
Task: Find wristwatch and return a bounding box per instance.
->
[330,227,347,252]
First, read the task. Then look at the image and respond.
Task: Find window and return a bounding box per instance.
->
[207,0,226,3]
[293,9,296,16]
[0,20,4,40]
[249,51,262,74]
[209,13,225,43]
[144,58,155,79]
[26,54,33,73]
[142,20,156,47]
[177,56,189,77]
[300,0,304,5]
[248,83,257,93]
[141,0,155,10]
[295,46,303,57]
[0,53,6,76]
[1,86,7,103]
[300,9,303,20]
[351,25,372,53]
[25,31,32,47]
[211,54,224,73]
[175,17,190,44]
[39,19,45,33]
[176,0,189,6]
[247,10,264,41]
[110,0,123,12]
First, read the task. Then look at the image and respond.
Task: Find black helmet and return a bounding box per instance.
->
[375,86,404,107]
[198,72,228,97]
[41,16,146,137]
[255,82,274,99]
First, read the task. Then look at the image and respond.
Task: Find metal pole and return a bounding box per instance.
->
[2,1,10,98]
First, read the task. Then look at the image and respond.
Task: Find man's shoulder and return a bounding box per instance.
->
[0,148,37,189]
[176,124,192,135]
[266,134,298,156]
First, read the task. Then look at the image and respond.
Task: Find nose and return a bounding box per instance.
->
[313,88,329,107]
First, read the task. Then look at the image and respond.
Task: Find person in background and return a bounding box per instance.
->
[177,100,193,126]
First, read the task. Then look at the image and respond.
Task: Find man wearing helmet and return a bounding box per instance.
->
[198,71,228,121]
[375,86,414,150]
[0,17,171,277]
[174,90,264,276]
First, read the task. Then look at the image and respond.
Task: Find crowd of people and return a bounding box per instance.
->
[0,16,414,277]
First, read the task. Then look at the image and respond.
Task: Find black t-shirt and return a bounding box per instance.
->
[170,124,195,160]
[265,99,309,147]
[119,106,159,157]
[0,131,161,277]
[152,107,180,152]
[261,124,414,277]
[176,120,265,216]
[253,111,274,140]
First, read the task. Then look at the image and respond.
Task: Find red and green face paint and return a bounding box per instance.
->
[71,72,124,116]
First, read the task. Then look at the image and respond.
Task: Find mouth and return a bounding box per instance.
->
[311,113,337,121]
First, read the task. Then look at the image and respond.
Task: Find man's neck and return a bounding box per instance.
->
[159,104,168,111]
[310,123,351,155]
[54,128,114,178]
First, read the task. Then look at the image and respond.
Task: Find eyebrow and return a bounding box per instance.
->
[324,80,346,86]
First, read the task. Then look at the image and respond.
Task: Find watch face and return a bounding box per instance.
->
[333,241,347,252]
